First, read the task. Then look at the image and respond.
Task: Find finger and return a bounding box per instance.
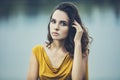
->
[72,20,82,31]
[73,20,81,26]
[72,25,83,32]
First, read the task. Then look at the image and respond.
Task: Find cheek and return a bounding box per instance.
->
[49,24,53,33]
[61,28,69,37]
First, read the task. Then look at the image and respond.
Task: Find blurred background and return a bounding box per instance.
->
[0,0,120,80]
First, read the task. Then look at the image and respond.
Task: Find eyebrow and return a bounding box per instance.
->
[60,21,68,24]
[51,18,68,23]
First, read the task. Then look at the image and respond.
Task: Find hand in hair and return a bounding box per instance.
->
[72,20,83,44]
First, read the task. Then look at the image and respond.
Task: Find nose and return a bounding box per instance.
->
[54,23,59,31]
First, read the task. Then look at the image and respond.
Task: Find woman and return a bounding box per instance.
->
[27,2,91,80]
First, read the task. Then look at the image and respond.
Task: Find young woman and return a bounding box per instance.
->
[27,2,91,80]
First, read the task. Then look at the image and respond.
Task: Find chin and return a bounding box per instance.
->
[52,38,66,41]
[52,36,66,40]
[52,38,60,40]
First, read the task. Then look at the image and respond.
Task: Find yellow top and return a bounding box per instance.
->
[32,45,88,80]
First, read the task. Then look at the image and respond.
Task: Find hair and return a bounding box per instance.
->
[46,2,92,56]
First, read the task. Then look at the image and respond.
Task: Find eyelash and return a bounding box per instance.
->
[60,22,67,26]
[50,19,68,26]
[50,19,56,24]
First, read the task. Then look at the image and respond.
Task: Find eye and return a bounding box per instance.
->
[50,19,56,24]
[60,21,68,26]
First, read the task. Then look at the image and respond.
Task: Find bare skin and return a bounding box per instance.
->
[72,20,88,80]
[27,10,88,80]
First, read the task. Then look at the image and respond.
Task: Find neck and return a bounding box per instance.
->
[51,40,65,50]
[48,39,68,54]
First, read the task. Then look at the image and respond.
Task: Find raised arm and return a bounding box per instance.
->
[27,53,39,80]
[72,20,88,80]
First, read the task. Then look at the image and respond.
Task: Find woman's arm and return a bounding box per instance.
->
[82,50,89,79]
[27,53,39,80]
[71,20,88,80]
[72,43,89,80]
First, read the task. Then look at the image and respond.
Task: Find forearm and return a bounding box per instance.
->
[72,42,83,80]
[27,53,39,80]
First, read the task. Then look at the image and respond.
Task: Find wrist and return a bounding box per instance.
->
[74,41,81,46]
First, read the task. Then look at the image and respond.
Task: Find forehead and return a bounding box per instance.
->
[52,10,69,21]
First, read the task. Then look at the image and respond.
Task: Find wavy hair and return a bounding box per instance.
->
[46,2,92,56]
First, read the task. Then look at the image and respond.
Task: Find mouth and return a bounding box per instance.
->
[52,32,59,36]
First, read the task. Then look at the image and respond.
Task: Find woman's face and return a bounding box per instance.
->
[49,10,69,40]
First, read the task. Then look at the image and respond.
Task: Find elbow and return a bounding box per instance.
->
[27,76,31,80]
[27,74,30,80]
[27,75,32,80]
[27,77,37,80]
[72,77,83,80]
[72,75,83,80]
[27,74,38,80]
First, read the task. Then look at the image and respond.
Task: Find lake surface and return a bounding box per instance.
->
[0,3,120,80]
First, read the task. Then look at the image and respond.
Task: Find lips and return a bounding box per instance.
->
[52,32,59,36]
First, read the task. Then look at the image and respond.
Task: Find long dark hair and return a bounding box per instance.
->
[46,2,92,56]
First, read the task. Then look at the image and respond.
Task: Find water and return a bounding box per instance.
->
[0,3,120,80]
